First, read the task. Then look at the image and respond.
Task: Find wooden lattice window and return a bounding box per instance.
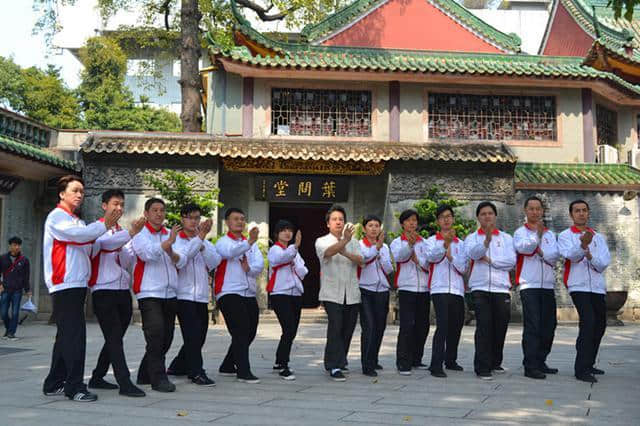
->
[271,88,372,137]
[428,93,557,141]
[596,105,618,146]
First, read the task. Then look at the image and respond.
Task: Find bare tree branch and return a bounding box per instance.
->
[235,0,299,21]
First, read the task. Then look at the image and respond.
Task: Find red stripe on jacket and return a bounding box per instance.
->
[133,257,145,294]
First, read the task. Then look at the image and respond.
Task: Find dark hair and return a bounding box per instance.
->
[8,236,22,245]
[273,220,295,239]
[399,209,418,225]
[144,197,165,211]
[362,214,382,227]
[180,203,202,217]
[435,204,454,219]
[57,175,84,195]
[325,205,346,223]
[569,199,590,214]
[524,196,544,209]
[101,189,125,204]
[224,207,245,220]
[476,201,497,217]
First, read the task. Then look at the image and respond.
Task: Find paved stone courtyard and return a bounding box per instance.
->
[1,315,639,425]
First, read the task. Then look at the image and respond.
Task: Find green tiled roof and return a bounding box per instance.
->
[210,42,640,95]
[298,0,521,52]
[0,134,78,171]
[515,162,640,188]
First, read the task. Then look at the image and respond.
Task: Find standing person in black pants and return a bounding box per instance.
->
[513,196,561,380]
[0,236,31,340]
[214,208,264,384]
[390,210,430,376]
[167,203,220,386]
[558,200,611,383]
[357,215,393,377]
[132,198,185,393]
[425,205,468,378]
[315,205,362,382]
[42,175,119,402]
[267,220,308,381]
[87,189,146,397]
[464,202,516,381]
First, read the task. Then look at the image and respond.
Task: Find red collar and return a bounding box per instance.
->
[99,217,121,231]
[56,203,77,218]
[179,231,194,239]
[571,226,595,234]
[275,241,287,249]
[401,232,423,242]
[145,222,168,235]
[362,237,374,247]
[435,232,459,243]
[478,228,499,236]
[227,231,247,241]
[524,222,548,232]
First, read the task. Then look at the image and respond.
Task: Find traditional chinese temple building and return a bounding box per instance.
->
[4,0,640,320]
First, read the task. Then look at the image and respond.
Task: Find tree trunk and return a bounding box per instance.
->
[180,0,203,132]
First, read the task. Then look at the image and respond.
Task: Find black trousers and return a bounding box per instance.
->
[270,294,302,367]
[429,293,465,371]
[91,290,133,385]
[169,300,209,378]
[137,297,177,386]
[473,291,511,375]
[43,287,88,396]
[218,294,259,377]
[323,301,359,371]
[396,290,430,370]
[570,291,606,376]
[359,289,389,372]
[520,288,557,371]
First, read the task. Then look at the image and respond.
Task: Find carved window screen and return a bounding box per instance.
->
[271,88,372,137]
[428,93,557,141]
[596,105,618,146]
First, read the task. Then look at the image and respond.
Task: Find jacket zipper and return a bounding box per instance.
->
[161,233,171,299]
[488,242,492,292]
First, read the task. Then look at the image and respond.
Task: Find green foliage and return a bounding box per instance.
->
[609,0,640,21]
[144,170,223,227]
[388,186,476,241]
[0,57,82,128]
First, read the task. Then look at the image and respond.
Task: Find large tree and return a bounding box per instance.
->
[34,0,352,132]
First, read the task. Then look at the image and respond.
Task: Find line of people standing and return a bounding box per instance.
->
[39,175,611,402]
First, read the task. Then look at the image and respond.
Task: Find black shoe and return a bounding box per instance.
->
[152,380,176,392]
[68,391,98,402]
[218,366,237,377]
[445,363,464,371]
[576,373,597,383]
[330,369,346,382]
[119,383,146,397]
[493,366,507,374]
[413,363,429,370]
[363,370,378,377]
[375,364,383,370]
[430,370,447,378]
[525,369,546,380]
[166,368,186,376]
[43,386,65,396]
[88,377,118,390]
[340,367,350,374]
[541,364,558,374]
[279,368,296,381]
[192,374,216,387]
[477,372,493,381]
[273,364,286,372]
[237,374,260,384]
[591,367,605,375]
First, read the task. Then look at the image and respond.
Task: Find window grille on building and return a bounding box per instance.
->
[428,93,557,141]
[271,88,372,137]
[596,105,618,146]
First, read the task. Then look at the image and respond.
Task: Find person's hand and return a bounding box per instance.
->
[294,230,302,249]
[248,226,259,245]
[483,226,494,247]
[376,232,385,250]
[536,247,545,258]
[585,249,593,261]
[342,224,354,242]
[168,224,182,244]
[410,252,419,264]
[580,230,594,249]
[198,219,213,240]
[536,221,545,239]
[445,245,453,262]
[240,255,250,272]
[103,206,122,229]
[406,231,417,246]
[129,217,146,237]
[443,229,454,249]
[481,256,492,265]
